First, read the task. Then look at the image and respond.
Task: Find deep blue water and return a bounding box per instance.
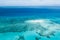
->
[0,7,60,17]
[0,6,60,40]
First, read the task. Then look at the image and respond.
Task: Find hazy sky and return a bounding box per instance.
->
[0,0,60,6]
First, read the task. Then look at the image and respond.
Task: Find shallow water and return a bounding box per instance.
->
[0,31,60,40]
[0,16,60,40]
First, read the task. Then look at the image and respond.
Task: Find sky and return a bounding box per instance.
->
[0,0,60,6]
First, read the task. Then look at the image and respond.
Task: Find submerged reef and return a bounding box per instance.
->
[0,17,60,40]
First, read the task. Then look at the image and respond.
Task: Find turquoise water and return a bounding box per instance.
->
[0,30,60,40]
[0,16,60,40]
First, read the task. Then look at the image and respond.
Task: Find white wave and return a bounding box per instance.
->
[25,19,60,36]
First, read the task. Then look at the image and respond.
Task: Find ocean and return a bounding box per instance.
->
[0,6,60,40]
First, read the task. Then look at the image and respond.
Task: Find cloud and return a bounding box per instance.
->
[0,0,60,6]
